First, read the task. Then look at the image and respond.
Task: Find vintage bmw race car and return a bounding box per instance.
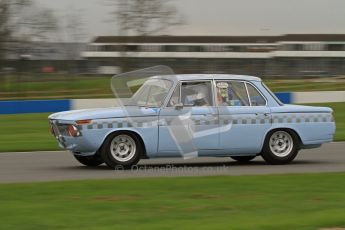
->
[49,74,336,168]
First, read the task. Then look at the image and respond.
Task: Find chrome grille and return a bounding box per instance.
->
[50,120,70,137]
[57,125,70,137]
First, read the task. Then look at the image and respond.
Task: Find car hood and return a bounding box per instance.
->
[271,104,333,113]
[48,106,160,121]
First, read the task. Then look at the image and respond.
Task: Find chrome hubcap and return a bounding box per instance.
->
[110,135,136,162]
[269,131,293,157]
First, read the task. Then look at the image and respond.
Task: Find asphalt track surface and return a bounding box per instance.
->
[0,142,344,183]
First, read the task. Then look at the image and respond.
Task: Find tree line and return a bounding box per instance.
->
[0,0,184,68]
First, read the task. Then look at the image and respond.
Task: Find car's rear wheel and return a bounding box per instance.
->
[100,132,142,169]
[231,156,256,162]
[73,155,104,167]
[261,130,299,165]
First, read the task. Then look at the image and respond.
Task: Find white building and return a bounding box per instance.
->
[82,34,345,77]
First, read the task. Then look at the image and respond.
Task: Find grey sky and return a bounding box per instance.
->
[34,0,345,40]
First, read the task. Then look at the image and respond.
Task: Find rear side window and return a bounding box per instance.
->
[216,81,250,106]
[246,83,266,106]
[262,82,284,105]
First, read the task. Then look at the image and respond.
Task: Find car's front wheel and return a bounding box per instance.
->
[73,155,104,167]
[100,132,142,169]
[261,130,299,165]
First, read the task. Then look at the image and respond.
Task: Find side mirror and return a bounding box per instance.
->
[174,103,184,110]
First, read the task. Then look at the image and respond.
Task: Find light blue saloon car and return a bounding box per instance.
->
[49,74,336,168]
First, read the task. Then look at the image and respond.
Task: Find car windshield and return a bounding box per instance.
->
[126,79,173,107]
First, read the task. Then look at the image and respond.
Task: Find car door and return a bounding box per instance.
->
[216,80,272,154]
[158,80,219,157]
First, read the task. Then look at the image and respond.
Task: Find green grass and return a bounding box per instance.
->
[0,102,344,152]
[0,113,58,152]
[0,76,113,100]
[1,173,345,229]
[265,79,345,92]
[0,74,344,100]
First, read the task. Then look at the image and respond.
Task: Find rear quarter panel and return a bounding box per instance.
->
[269,106,335,145]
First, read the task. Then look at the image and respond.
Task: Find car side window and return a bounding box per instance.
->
[181,81,213,106]
[168,81,213,107]
[216,81,250,106]
[246,83,266,106]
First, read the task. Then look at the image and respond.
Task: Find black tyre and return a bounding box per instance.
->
[231,155,256,162]
[74,154,104,167]
[261,130,299,165]
[100,132,142,169]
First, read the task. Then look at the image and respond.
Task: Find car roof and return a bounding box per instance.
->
[154,74,262,82]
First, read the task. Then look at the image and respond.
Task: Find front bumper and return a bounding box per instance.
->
[49,120,96,155]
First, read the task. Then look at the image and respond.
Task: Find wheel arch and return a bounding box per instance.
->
[99,129,148,159]
[261,127,303,152]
